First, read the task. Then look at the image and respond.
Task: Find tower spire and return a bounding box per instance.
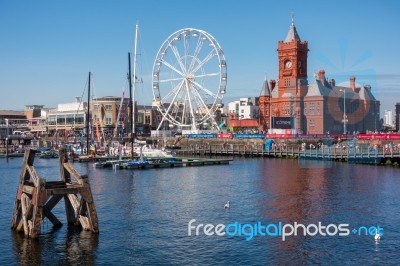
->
[260,74,271,97]
[291,11,295,26]
[284,13,300,43]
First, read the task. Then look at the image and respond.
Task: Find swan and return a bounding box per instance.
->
[374,229,381,241]
[224,201,230,210]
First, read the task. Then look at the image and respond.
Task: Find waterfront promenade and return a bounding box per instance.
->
[2,134,400,165]
[172,138,400,165]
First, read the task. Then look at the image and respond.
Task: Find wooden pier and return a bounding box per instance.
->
[176,143,400,165]
[72,155,131,163]
[11,148,99,238]
[95,157,232,170]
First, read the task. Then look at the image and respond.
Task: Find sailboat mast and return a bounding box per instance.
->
[113,89,125,138]
[132,23,138,135]
[86,72,91,155]
[128,53,134,159]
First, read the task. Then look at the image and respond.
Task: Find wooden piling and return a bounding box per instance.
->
[11,148,99,239]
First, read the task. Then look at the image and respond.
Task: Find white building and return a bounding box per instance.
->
[47,97,87,135]
[384,110,393,127]
[228,97,259,120]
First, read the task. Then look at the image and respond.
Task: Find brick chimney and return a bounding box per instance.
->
[350,76,356,90]
[318,69,326,81]
[270,80,276,91]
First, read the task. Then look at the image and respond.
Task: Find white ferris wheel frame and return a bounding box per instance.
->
[152,28,227,131]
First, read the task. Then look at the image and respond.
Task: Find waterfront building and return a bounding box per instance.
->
[228,97,259,120]
[0,111,25,139]
[92,96,128,138]
[384,110,394,127]
[0,110,36,150]
[136,104,158,135]
[228,119,259,133]
[259,18,380,134]
[227,97,259,132]
[47,98,87,137]
[0,110,30,136]
[46,96,158,140]
[24,105,49,134]
[24,105,44,119]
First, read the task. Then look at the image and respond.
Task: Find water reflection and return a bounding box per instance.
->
[12,227,98,265]
[259,159,331,222]
[258,159,333,263]
[12,232,42,266]
[62,228,99,265]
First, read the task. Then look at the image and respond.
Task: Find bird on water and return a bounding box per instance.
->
[374,229,381,241]
[224,201,230,210]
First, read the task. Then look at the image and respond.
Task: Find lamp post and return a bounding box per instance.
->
[269,96,272,133]
[295,106,301,135]
[5,119,9,157]
[374,101,377,133]
[5,118,9,137]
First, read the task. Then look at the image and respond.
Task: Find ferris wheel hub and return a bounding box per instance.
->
[186,74,195,81]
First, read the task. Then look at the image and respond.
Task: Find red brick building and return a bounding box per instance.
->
[259,18,380,134]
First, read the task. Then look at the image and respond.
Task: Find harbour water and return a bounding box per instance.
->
[0,157,399,265]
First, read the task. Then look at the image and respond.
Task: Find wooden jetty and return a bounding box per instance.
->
[72,155,131,163]
[176,144,400,165]
[11,148,99,239]
[114,157,231,170]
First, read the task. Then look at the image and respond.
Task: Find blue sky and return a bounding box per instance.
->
[1,0,399,113]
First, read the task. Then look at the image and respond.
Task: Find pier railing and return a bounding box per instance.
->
[176,143,400,161]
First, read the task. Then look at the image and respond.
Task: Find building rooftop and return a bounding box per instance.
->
[306,73,377,101]
[25,105,45,110]
[229,119,258,127]
[284,17,301,43]
[260,76,271,97]
[0,110,26,116]
[306,79,332,97]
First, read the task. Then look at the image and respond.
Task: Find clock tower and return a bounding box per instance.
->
[277,17,309,98]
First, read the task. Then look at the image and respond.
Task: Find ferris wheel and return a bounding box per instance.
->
[152,28,227,131]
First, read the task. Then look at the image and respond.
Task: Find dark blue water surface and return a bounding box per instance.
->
[0,157,399,265]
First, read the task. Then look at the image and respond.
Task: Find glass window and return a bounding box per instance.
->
[48,116,56,125]
[57,115,65,125]
[66,114,74,125]
[309,103,315,115]
[145,115,151,124]
[139,113,145,124]
[75,114,84,124]
[105,114,112,125]
[290,102,294,116]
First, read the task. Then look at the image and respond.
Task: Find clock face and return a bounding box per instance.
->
[285,60,292,68]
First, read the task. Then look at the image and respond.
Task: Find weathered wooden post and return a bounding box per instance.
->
[11,148,99,239]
